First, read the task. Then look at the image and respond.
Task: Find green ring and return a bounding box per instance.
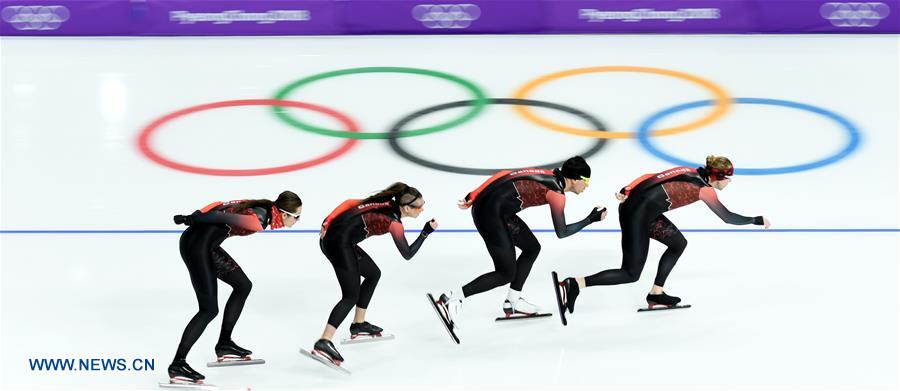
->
[272,67,488,139]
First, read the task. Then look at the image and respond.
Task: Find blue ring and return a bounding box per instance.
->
[637,97,861,175]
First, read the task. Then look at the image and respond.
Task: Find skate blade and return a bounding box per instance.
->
[206,358,265,367]
[637,304,692,312]
[299,348,351,375]
[340,334,395,345]
[158,381,218,390]
[551,271,568,326]
[425,293,460,344]
[495,312,552,322]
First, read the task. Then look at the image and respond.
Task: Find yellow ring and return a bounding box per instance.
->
[512,66,731,139]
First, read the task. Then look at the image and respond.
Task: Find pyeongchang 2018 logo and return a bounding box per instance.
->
[2,5,69,31]
[820,2,890,27]
[412,4,481,29]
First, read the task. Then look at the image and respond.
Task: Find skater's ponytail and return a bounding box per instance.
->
[363,182,422,206]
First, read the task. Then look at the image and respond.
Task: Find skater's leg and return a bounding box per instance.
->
[583,205,652,286]
[321,325,338,342]
[461,215,516,297]
[174,226,226,362]
[575,277,587,289]
[322,245,361,341]
[649,215,687,293]
[353,308,367,324]
[504,216,544,314]
[216,250,252,344]
[312,239,352,363]
[349,252,386,338]
[353,246,380,323]
[509,215,540,292]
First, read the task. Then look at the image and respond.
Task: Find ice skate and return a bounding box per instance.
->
[425,292,460,344]
[159,360,216,389]
[341,321,396,344]
[638,292,691,312]
[207,340,265,367]
[300,339,351,375]
[496,297,551,322]
[551,271,571,325]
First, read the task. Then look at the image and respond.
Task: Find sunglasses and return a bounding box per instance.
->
[405,202,424,210]
[400,196,424,210]
[709,168,734,180]
[580,176,591,185]
[279,208,300,219]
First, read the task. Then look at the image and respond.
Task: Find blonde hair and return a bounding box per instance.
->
[705,155,733,171]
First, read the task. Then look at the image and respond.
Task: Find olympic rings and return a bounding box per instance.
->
[272,67,488,139]
[637,98,862,175]
[512,66,731,139]
[388,98,609,175]
[137,99,360,176]
[137,66,861,178]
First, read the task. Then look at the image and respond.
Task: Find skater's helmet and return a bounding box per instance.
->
[560,156,591,183]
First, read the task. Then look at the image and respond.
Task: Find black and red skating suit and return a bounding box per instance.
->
[619,167,763,226]
[461,169,596,298]
[585,167,764,288]
[320,199,426,259]
[173,200,283,363]
[191,200,277,237]
[186,200,282,276]
[320,200,429,328]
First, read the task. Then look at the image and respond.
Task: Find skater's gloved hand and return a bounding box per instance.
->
[457,199,472,210]
[615,192,628,202]
[174,210,204,226]
[421,219,438,237]
[587,207,607,223]
[751,216,770,228]
[173,214,194,226]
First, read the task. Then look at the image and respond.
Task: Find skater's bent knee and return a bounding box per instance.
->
[364,268,381,282]
[197,307,219,321]
[523,241,541,254]
[236,279,252,295]
[671,237,687,252]
[623,270,641,283]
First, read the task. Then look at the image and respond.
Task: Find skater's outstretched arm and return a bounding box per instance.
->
[699,187,765,226]
[388,219,437,260]
[546,191,606,239]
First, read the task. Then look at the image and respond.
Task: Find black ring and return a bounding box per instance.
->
[387,98,609,176]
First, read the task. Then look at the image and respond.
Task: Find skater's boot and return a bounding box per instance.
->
[646,292,681,307]
[438,292,463,329]
[313,339,344,364]
[350,321,384,338]
[215,340,252,360]
[561,278,580,314]
[168,359,205,384]
[503,297,541,316]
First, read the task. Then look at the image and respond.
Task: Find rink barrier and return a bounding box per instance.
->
[2,0,898,36]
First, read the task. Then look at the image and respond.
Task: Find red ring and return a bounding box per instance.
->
[137,99,360,176]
